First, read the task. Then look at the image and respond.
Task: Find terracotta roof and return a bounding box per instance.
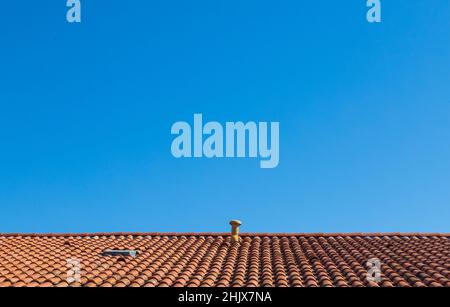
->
[0,233,449,287]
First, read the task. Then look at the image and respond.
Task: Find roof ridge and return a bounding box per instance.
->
[0,232,449,238]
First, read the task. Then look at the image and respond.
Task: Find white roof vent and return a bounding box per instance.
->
[102,249,138,257]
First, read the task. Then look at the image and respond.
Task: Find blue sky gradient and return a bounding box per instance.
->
[1,1,449,233]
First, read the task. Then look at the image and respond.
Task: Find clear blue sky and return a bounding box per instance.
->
[1,1,449,233]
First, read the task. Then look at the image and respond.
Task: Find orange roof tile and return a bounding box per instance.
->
[0,233,449,287]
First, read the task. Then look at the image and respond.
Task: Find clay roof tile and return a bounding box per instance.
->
[0,232,448,287]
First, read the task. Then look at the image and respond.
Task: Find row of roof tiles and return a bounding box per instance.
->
[0,233,449,287]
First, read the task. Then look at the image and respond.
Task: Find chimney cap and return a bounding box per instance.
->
[229,220,242,226]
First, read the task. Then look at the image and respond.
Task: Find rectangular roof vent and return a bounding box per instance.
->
[102,249,138,257]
